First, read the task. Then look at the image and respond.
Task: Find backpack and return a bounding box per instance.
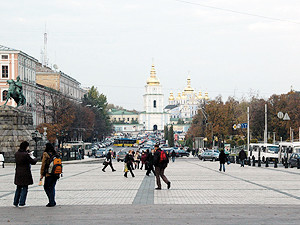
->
[159,150,168,163]
[48,154,63,175]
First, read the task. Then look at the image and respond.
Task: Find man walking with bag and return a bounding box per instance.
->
[153,145,171,190]
[102,149,116,172]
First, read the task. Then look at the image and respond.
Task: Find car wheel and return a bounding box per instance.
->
[212,158,216,162]
[117,159,120,162]
[203,158,205,161]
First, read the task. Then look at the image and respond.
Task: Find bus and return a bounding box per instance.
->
[113,138,139,147]
[278,142,300,164]
[249,143,279,162]
[64,142,93,156]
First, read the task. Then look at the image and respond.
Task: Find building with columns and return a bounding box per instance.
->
[0,45,38,124]
[139,64,169,131]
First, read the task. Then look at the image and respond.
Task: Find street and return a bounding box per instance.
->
[1,157,300,224]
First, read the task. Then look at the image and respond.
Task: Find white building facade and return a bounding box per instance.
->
[139,64,169,131]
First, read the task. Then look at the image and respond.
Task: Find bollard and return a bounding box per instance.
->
[297,158,300,169]
[252,156,255,167]
[258,157,261,167]
[248,157,251,166]
[274,158,278,168]
[285,158,288,168]
[265,158,269,167]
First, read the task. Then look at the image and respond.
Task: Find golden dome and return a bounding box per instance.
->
[147,64,160,85]
[169,92,175,101]
[176,92,181,100]
[181,91,187,100]
[204,92,209,100]
[184,76,194,93]
[197,91,203,99]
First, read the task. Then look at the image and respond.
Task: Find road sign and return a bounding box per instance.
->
[283,113,290,121]
[237,124,241,129]
[277,112,284,119]
[241,123,248,129]
[232,124,237,130]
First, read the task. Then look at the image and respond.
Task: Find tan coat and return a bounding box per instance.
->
[40,152,51,177]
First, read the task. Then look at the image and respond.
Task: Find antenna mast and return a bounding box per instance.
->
[43,24,48,67]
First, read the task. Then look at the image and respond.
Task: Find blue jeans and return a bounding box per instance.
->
[240,159,245,167]
[44,176,58,206]
[219,163,225,172]
[13,185,28,206]
[172,157,175,162]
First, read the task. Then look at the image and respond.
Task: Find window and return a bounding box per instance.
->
[2,65,8,78]
[2,90,8,101]
[153,100,157,108]
[1,55,8,59]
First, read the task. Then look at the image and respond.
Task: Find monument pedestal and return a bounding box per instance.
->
[0,105,37,162]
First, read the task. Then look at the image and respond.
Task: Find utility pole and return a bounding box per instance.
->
[247,107,250,154]
[273,132,276,145]
[264,104,267,143]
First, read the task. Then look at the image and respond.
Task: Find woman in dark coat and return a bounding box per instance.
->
[219,150,227,172]
[124,150,135,178]
[13,141,38,207]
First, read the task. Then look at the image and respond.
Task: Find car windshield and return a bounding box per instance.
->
[267,146,279,153]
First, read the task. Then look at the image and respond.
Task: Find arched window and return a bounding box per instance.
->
[2,90,8,101]
[153,100,156,108]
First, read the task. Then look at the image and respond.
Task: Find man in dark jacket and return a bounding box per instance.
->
[102,150,116,172]
[13,141,38,207]
[238,149,247,167]
[219,150,227,172]
[153,145,171,190]
[171,150,176,162]
[146,149,156,176]
[124,150,135,178]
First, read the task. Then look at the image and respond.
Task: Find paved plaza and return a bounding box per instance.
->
[1,157,300,224]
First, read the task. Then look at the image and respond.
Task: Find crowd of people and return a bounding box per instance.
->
[102,145,171,190]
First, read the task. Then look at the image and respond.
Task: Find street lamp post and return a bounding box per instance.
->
[31,130,42,158]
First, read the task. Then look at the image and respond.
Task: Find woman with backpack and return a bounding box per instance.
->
[40,143,61,207]
[13,141,38,207]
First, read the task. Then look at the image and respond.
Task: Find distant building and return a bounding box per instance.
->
[139,64,169,131]
[164,77,209,132]
[36,63,86,103]
[0,44,38,124]
[108,109,143,132]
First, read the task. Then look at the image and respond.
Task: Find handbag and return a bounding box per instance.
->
[103,161,108,166]
[124,163,128,172]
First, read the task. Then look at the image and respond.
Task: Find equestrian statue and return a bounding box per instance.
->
[4,76,26,107]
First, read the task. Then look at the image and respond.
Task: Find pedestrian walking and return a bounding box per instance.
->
[0,152,4,168]
[219,150,227,172]
[153,145,171,190]
[13,141,38,207]
[102,149,116,172]
[140,151,147,170]
[134,151,141,169]
[238,149,247,167]
[146,149,156,176]
[124,150,135,178]
[40,143,61,207]
[171,150,176,162]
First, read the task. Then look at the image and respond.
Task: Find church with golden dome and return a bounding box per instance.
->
[139,64,170,131]
[164,77,209,132]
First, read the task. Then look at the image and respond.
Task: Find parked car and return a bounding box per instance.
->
[177,149,189,157]
[199,150,220,161]
[289,153,300,168]
[95,148,106,158]
[117,150,127,162]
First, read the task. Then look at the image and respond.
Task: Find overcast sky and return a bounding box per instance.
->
[2,0,300,110]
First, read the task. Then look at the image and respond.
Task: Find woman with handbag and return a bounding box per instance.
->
[124,150,135,178]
